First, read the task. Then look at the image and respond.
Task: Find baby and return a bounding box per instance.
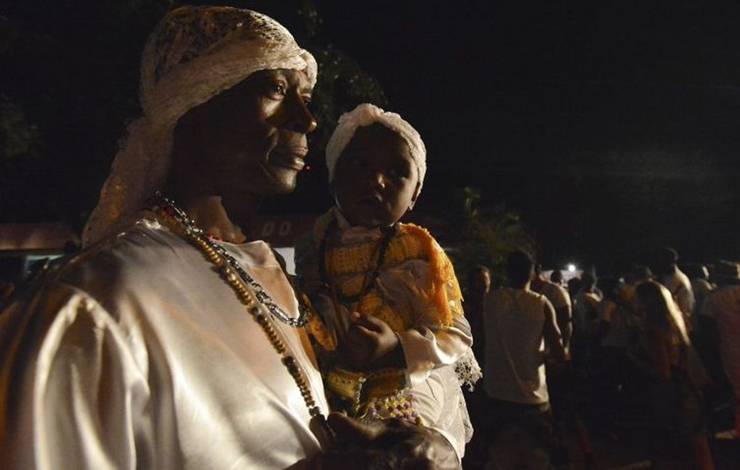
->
[296,103,480,458]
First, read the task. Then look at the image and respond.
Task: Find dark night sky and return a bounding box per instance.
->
[307,1,740,271]
[2,1,739,273]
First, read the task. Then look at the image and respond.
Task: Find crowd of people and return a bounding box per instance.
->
[0,5,737,470]
[462,248,739,469]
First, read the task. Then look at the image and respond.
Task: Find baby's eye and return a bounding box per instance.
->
[389,167,408,179]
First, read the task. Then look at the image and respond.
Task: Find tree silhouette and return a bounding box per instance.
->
[0,0,387,227]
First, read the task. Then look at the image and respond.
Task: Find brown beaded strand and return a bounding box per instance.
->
[151,196,335,448]
[178,224,324,418]
[148,198,334,436]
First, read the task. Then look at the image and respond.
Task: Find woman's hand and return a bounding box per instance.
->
[344,312,405,370]
[316,413,459,470]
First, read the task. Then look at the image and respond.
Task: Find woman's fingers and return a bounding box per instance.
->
[327,412,383,445]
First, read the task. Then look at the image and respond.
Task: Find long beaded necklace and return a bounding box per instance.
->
[148,193,329,430]
[152,193,310,327]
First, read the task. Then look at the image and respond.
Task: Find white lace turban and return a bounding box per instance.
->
[325,103,427,192]
[83,5,317,245]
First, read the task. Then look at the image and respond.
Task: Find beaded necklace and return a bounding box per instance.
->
[317,217,398,304]
[152,193,310,327]
[149,194,331,436]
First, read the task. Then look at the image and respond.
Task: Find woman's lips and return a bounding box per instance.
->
[270,147,308,171]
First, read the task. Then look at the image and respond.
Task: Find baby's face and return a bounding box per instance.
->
[333,124,420,228]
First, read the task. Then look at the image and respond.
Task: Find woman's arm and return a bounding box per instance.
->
[0,283,168,470]
[316,413,459,470]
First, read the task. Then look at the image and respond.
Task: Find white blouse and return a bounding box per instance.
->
[0,218,328,470]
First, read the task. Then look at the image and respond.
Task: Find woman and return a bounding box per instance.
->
[0,6,458,469]
[631,280,714,469]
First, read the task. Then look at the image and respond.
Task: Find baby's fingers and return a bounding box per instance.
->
[350,323,378,339]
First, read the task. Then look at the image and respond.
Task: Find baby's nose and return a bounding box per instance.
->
[369,171,386,189]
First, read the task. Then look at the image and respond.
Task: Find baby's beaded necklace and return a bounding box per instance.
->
[317,216,399,303]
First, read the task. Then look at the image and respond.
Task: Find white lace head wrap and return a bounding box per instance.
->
[83,5,317,245]
[325,103,427,192]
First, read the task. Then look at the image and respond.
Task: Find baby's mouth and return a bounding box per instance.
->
[358,193,384,207]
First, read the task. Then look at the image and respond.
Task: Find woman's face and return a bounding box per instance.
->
[332,124,420,228]
[177,68,316,207]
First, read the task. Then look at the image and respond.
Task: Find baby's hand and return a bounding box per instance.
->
[344,312,404,371]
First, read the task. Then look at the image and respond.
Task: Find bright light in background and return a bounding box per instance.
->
[566,263,577,273]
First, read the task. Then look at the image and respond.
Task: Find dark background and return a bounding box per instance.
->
[2,0,739,273]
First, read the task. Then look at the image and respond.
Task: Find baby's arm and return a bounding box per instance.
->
[376,250,474,383]
[340,310,473,381]
[397,314,473,382]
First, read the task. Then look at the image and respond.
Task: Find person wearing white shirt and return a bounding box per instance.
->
[651,247,695,332]
[483,250,567,467]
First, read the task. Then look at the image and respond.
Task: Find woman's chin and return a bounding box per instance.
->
[259,164,300,195]
[219,171,297,214]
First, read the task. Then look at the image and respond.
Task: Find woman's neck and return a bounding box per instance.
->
[175,193,249,244]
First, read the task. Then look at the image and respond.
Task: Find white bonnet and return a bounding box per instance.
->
[83,6,317,245]
[325,103,427,191]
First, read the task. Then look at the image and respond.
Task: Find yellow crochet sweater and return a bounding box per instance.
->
[304,210,463,351]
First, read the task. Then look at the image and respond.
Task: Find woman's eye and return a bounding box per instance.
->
[267,82,287,98]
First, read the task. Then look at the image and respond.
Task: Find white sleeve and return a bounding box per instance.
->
[376,257,472,384]
[0,282,177,470]
[409,366,467,466]
[397,315,473,384]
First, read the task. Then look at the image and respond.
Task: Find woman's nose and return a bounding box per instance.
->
[285,96,317,134]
